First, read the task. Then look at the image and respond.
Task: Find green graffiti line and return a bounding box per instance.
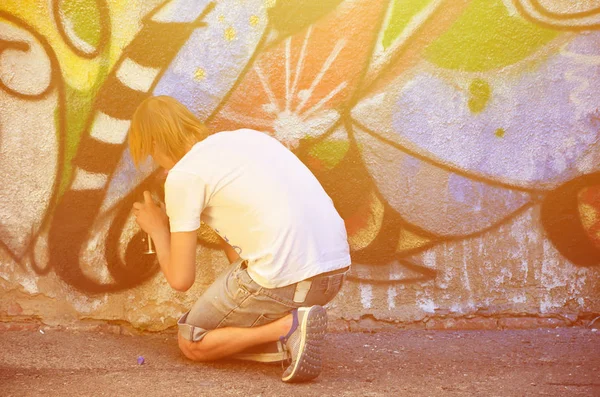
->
[308,139,350,170]
[52,0,110,58]
[425,0,558,71]
[60,0,102,49]
[268,0,344,40]
[381,0,432,49]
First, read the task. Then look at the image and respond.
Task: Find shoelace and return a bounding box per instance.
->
[279,308,299,345]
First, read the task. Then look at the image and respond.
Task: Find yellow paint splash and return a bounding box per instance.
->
[250,15,259,27]
[348,192,384,251]
[224,27,236,41]
[578,202,597,230]
[194,68,206,81]
[468,78,491,114]
[397,228,431,253]
[198,222,221,245]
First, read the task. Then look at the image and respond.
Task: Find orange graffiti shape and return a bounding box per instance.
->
[210,0,387,148]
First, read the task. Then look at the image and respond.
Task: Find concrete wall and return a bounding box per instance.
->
[1,0,600,331]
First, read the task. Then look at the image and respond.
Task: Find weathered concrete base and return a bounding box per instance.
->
[2,312,598,337]
[330,313,600,333]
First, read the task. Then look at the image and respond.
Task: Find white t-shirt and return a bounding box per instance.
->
[164,129,351,288]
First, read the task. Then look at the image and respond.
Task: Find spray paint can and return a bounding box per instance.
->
[142,191,160,255]
[143,233,155,255]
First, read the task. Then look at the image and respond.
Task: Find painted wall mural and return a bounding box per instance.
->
[1,0,599,328]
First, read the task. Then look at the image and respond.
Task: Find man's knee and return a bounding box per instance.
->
[178,331,209,362]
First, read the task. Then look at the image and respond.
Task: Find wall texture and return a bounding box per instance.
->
[1,0,600,331]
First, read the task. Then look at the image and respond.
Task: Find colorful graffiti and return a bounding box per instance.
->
[1,0,600,299]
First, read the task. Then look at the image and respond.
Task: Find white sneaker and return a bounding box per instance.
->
[280,306,327,383]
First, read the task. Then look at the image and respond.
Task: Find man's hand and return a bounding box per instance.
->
[132,191,169,237]
[132,191,197,291]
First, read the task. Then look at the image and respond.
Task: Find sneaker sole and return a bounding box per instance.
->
[282,305,327,383]
[231,352,289,363]
[232,341,290,363]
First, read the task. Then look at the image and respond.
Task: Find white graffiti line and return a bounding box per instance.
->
[254,63,281,113]
[560,49,600,65]
[368,0,444,82]
[71,168,109,191]
[58,9,96,55]
[219,109,274,128]
[115,58,161,93]
[501,0,519,16]
[90,111,131,145]
[560,48,600,108]
[461,240,475,310]
[151,0,214,23]
[564,69,589,108]
[514,0,600,28]
[387,286,397,310]
[301,81,347,121]
[295,38,347,114]
[290,25,312,110]
[392,0,444,49]
[359,283,373,309]
[285,36,291,111]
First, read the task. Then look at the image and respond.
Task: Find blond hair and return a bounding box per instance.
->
[128,96,209,166]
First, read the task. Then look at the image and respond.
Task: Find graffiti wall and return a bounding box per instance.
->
[1,0,599,330]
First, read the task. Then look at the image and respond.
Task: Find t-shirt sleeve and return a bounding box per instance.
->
[164,170,206,232]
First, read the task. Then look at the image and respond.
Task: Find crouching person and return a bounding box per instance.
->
[129,96,351,382]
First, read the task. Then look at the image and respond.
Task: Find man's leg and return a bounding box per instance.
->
[178,312,292,362]
[177,257,347,381]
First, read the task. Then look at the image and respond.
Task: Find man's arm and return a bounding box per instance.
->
[133,191,197,292]
[152,228,197,291]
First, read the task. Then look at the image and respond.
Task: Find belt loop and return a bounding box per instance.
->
[293,280,312,303]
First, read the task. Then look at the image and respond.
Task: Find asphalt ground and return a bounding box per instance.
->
[1,327,599,396]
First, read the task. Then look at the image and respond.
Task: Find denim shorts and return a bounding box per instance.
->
[178,259,348,342]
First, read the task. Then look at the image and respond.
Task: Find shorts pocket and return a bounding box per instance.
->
[234,266,261,294]
[303,276,344,306]
[259,287,298,309]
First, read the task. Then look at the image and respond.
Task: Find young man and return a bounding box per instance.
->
[129,96,351,382]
